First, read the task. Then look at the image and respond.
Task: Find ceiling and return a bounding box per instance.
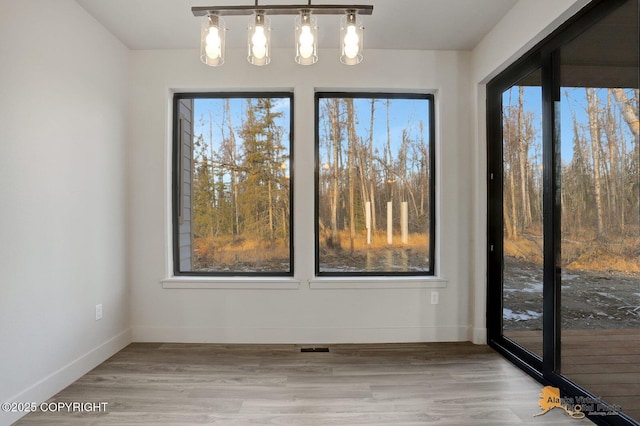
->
[75,0,520,51]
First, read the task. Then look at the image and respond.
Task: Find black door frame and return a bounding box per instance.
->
[486,1,637,425]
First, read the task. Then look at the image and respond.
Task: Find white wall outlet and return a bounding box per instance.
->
[95,304,103,320]
[430,291,439,305]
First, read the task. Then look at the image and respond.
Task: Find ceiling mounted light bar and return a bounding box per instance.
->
[192,4,373,17]
[193,1,372,67]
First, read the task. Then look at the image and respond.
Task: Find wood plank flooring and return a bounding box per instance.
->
[15,342,586,425]
[505,328,640,422]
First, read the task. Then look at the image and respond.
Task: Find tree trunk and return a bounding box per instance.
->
[517,86,532,229]
[612,89,640,214]
[329,100,340,244]
[508,164,518,239]
[267,177,274,245]
[347,99,356,252]
[612,88,640,138]
[504,115,518,238]
[356,143,369,227]
[619,118,626,232]
[605,90,618,230]
[586,88,605,236]
[225,99,240,236]
[212,111,218,236]
[368,99,377,233]
[386,99,392,203]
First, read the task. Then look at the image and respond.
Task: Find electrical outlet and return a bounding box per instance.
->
[95,304,103,321]
[430,291,439,305]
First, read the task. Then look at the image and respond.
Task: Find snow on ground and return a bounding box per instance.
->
[503,308,542,322]
[522,282,543,293]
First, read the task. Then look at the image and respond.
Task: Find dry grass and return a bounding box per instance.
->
[320,229,429,252]
[504,227,640,274]
[503,235,543,264]
[193,235,289,268]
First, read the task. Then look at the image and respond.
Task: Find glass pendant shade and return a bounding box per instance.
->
[200,14,226,66]
[340,12,363,65]
[295,12,318,65]
[248,12,271,66]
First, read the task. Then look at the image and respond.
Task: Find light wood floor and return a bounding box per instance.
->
[16,342,584,425]
[506,328,640,422]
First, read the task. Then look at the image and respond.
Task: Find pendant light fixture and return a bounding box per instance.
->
[340,11,363,65]
[201,14,226,66]
[295,11,318,65]
[193,2,373,67]
[248,11,271,66]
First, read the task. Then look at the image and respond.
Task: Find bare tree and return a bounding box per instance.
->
[586,88,605,236]
[329,99,341,245]
[517,86,533,228]
[368,99,377,233]
[346,99,357,252]
[612,89,640,138]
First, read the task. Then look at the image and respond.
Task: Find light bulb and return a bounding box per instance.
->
[299,44,313,59]
[252,44,266,59]
[299,26,314,46]
[206,44,220,60]
[344,43,359,59]
[251,25,267,59]
[343,25,360,59]
[344,25,359,45]
[206,27,220,44]
[298,25,314,59]
[252,26,267,46]
[205,27,221,59]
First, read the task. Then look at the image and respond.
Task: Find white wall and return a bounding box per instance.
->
[129,48,474,343]
[468,0,591,344]
[0,1,130,423]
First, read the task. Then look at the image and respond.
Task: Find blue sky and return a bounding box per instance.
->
[502,86,637,166]
[192,97,292,184]
[193,97,291,154]
[192,96,431,171]
[317,97,431,168]
[191,90,634,172]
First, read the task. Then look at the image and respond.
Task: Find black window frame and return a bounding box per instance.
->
[314,92,436,277]
[172,91,295,277]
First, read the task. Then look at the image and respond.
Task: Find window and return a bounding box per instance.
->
[173,93,293,276]
[315,93,435,276]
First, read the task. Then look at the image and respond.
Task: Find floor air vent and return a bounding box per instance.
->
[300,347,330,352]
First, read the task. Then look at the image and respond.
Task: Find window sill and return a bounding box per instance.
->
[161,276,446,290]
[161,277,301,289]
[308,276,448,289]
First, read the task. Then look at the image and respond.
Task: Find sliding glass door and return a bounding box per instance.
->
[558,1,640,421]
[488,1,639,424]
[500,69,544,359]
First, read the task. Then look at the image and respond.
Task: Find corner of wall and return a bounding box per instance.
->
[0,330,131,425]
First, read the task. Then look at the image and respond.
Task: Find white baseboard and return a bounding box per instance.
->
[131,325,469,344]
[1,329,131,426]
[472,327,487,344]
